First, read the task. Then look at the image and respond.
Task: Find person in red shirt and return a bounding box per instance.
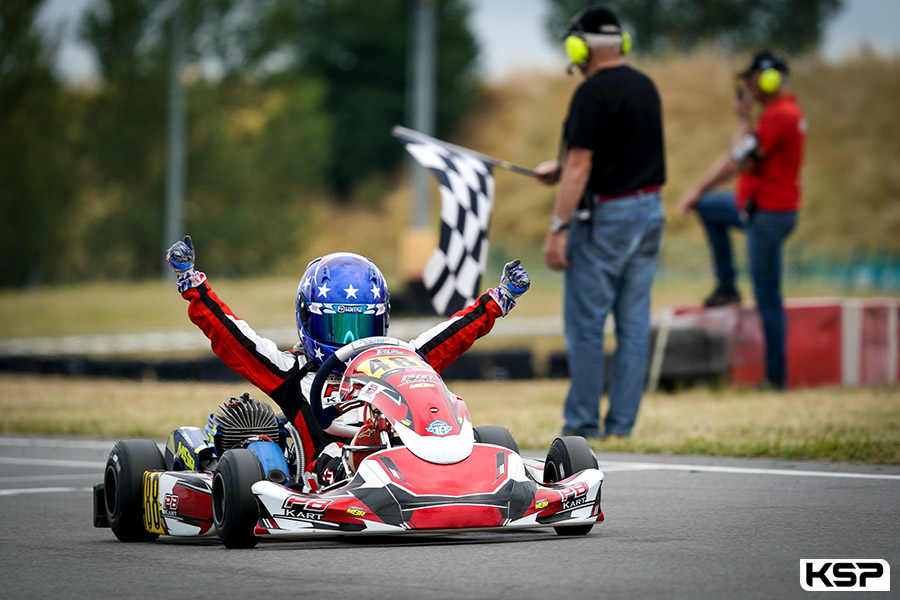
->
[678,51,806,389]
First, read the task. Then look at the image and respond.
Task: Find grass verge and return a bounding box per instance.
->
[2,374,897,464]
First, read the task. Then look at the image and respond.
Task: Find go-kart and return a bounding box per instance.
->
[93,337,605,548]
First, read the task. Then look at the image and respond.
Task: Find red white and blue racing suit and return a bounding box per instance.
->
[181,279,504,487]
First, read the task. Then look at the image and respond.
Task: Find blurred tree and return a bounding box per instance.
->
[544,0,844,54]
[76,0,333,279]
[77,0,175,278]
[240,0,480,198]
[69,0,480,279]
[0,0,76,287]
[183,76,331,276]
[2,0,479,285]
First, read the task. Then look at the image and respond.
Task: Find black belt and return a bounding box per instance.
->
[594,185,661,203]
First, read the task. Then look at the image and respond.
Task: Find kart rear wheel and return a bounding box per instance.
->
[473,425,519,453]
[104,439,165,542]
[543,436,599,536]
[213,449,264,549]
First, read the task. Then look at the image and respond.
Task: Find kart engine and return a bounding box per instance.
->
[207,393,282,456]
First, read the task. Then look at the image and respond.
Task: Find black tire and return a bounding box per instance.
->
[543,436,599,536]
[212,449,264,549]
[104,439,165,543]
[473,425,520,454]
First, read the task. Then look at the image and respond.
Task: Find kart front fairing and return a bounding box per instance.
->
[249,342,605,537]
[252,443,604,537]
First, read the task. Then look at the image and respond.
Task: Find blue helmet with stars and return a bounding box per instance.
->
[296,252,390,366]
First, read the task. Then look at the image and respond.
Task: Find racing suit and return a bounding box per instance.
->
[181,279,504,488]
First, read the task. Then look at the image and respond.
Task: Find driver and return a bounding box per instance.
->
[165,236,530,489]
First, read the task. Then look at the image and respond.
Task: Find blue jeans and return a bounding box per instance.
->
[695,191,797,387]
[563,192,665,437]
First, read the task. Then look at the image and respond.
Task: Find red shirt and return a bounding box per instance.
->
[737,94,806,212]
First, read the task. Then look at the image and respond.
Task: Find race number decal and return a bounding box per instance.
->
[358,355,428,376]
[143,471,165,534]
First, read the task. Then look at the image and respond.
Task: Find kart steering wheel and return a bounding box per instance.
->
[309,336,416,431]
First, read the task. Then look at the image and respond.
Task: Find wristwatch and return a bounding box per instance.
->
[548,215,570,234]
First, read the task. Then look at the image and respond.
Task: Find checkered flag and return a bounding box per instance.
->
[394,128,496,316]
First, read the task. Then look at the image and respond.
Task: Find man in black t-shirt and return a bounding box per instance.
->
[535,5,665,440]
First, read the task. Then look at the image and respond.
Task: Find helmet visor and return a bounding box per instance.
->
[307,302,388,346]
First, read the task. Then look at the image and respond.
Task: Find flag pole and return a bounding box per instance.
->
[392,126,536,178]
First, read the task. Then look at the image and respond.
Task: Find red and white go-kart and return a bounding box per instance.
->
[95,336,604,548]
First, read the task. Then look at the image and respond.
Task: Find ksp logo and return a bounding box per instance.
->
[800,559,890,592]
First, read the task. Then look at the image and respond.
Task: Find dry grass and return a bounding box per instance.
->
[454,379,900,463]
[2,374,897,464]
[1,274,887,342]
[0,374,233,438]
[286,51,900,273]
[0,276,301,338]
[479,51,900,257]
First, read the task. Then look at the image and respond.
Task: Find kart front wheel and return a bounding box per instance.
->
[104,439,165,542]
[473,425,519,453]
[543,436,599,536]
[213,449,264,549]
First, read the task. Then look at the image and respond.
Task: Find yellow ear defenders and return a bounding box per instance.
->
[564,29,632,65]
[621,30,632,55]
[564,34,590,64]
[752,54,785,94]
[757,67,782,94]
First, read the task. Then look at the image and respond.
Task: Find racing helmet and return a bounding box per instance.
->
[296,252,390,365]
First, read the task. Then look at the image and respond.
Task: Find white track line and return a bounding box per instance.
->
[0,437,116,450]
[0,473,99,483]
[0,487,92,496]
[599,460,900,481]
[0,457,105,468]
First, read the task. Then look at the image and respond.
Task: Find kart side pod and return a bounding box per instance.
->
[93,469,219,537]
[94,439,289,540]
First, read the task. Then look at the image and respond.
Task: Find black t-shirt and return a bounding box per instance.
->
[563,65,666,196]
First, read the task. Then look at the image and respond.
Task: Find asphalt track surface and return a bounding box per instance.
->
[2,435,898,599]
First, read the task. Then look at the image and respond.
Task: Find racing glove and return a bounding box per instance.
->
[165,235,207,293]
[488,259,531,317]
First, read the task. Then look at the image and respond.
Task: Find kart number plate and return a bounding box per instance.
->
[143,471,165,534]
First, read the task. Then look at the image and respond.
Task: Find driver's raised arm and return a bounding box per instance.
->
[165,236,301,399]
[411,260,530,372]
